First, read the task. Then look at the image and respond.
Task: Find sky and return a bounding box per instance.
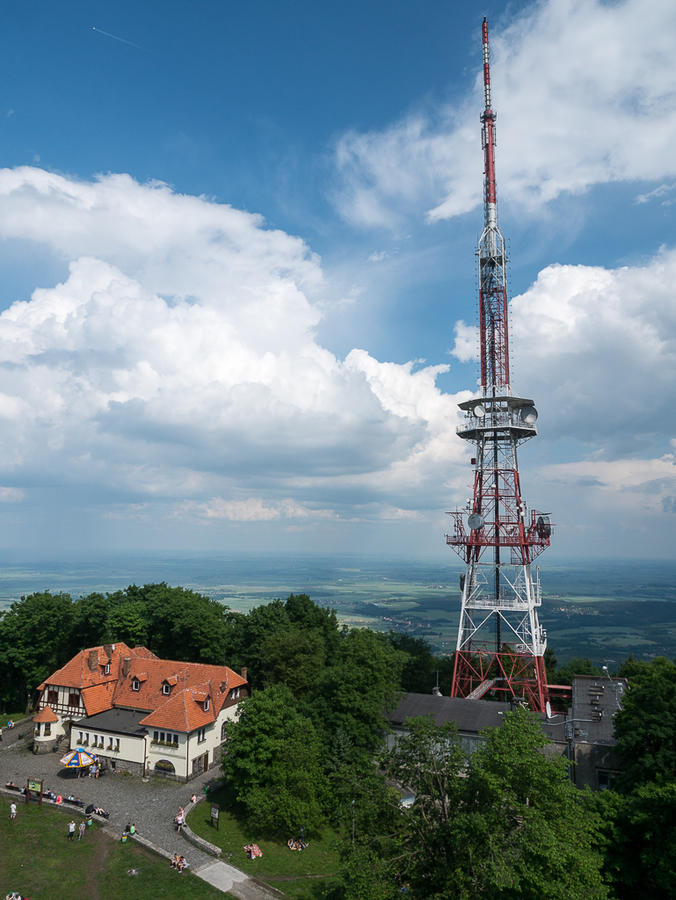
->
[0,0,674,561]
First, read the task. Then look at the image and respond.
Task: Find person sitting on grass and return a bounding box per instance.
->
[170,853,180,869]
[176,855,187,873]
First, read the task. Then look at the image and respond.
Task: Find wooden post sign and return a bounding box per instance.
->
[27,778,43,806]
[210,803,220,830]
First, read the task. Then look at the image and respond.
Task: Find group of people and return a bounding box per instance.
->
[170,853,188,873]
[4,782,86,808]
[67,819,87,841]
[287,838,308,851]
[85,804,109,818]
[243,843,263,859]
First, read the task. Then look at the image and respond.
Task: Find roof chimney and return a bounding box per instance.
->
[103,643,113,658]
[240,667,248,683]
[122,657,132,677]
[88,649,99,671]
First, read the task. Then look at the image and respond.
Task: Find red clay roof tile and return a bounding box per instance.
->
[33,706,58,723]
[81,682,115,716]
[39,645,246,734]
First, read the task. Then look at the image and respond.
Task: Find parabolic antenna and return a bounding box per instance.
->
[473,402,485,417]
[468,513,485,531]
[536,515,552,539]
[520,405,538,425]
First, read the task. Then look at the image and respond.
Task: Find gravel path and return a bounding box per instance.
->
[0,724,279,898]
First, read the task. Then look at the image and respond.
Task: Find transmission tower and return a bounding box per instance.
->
[445,18,553,713]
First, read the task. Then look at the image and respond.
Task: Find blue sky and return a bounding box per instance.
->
[0,0,674,560]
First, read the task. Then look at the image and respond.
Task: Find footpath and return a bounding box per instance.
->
[0,721,280,899]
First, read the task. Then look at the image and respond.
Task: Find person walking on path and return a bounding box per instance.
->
[68,820,76,841]
[78,821,86,841]
[9,801,16,820]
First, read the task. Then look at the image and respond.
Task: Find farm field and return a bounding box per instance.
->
[1,554,675,667]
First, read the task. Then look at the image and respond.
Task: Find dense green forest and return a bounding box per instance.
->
[0,584,674,898]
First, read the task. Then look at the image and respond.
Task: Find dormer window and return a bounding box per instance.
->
[162,683,171,695]
[104,663,110,675]
[203,698,210,711]
[131,678,140,692]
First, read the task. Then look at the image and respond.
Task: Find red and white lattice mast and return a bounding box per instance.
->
[446,18,553,712]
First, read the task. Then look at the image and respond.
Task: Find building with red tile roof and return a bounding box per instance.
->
[34,643,248,781]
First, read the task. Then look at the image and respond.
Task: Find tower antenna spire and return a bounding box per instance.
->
[445,19,567,714]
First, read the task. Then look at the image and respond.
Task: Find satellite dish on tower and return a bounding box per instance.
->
[472,402,485,417]
[536,515,552,539]
[468,513,485,531]
[520,405,538,425]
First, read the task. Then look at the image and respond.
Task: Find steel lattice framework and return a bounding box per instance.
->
[445,19,553,713]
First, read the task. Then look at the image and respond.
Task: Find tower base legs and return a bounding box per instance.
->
[451,648,550,713]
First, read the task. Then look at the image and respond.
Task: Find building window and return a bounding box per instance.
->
[220,721,228,741]
[104,663,110,675]
[114,738,120,751]
[162,683,171,695]
[131,679,140,691]
[44,723,51,736]
[68,692,79,707]
[231,687,240,700]
[203,698,210,711]
[47,689,58,706]
[598,771,612,791]
[173,734,178,745]
[197,727,206,743]
[81,733,89,746]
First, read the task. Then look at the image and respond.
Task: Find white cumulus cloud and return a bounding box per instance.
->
[333,0,676,228]
[0,167,469,540]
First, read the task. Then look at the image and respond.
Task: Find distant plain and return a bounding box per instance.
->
[1,554,674,668]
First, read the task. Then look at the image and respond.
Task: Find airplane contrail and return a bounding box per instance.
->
[91,26,144,51]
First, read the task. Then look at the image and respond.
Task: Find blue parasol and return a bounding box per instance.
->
[60,747,96,768]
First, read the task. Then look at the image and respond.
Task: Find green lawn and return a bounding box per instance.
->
[0,801,229,899]
[188,790,341,898]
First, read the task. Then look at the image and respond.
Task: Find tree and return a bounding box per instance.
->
[553,657,601,685]
[597,782,676,899]
[386,632,450,695]
[259,627,327,694]
[613,656,676,791]
[0,592,75,711]
[315,628,406,757]
[221,684,327,835]
[380,708,608,899]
